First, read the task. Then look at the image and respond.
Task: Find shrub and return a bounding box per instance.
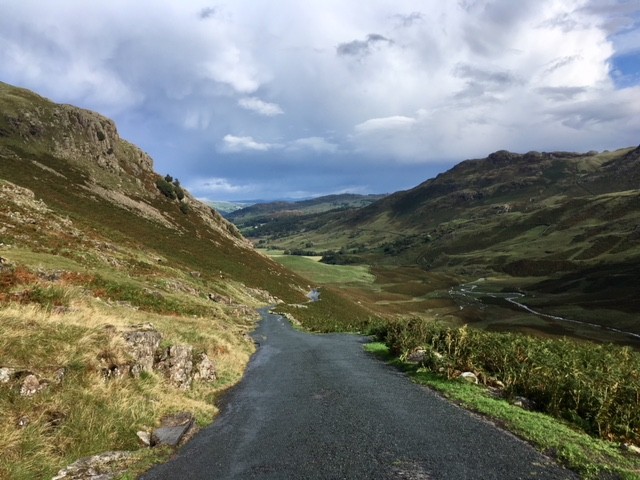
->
[155,178,176,199]
[382,318,640,443]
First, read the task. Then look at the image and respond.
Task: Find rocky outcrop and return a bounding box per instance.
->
[156,345,194,390]
[122,324,162,377]
[103,324,218,389]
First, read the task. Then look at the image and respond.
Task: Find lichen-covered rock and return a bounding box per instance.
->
[156,344,193,389]
[51,450,133,480]
[193,353,217,382]
[122,324,162,377]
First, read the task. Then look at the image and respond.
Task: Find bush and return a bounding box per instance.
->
[155,178,177,200]
[382,318,640,443]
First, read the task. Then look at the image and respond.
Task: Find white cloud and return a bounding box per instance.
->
[191,177,255,195]
[238,97,284,116]
[222,134,274,152]
[287,136,338,153]
[354,115,417,134]
[1,0,639,199]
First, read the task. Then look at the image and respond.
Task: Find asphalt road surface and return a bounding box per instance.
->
[141,308,576,479]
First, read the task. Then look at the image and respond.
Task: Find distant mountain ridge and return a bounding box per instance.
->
[227,193,386,229]
[247,145,640,337]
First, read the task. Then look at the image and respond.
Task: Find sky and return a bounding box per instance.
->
[1,1,640,202]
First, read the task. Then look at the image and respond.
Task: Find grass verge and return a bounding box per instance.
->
[365,342,640,479]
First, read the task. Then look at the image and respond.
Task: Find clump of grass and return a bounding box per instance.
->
[0,301,255,480]
[380,318,640,445]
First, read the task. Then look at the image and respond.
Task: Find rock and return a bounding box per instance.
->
[20,374,48,396]
[0,367,16,383]
[150,412,195,447]
[17,416,30,428]
[193,353,217,382]
[156,345,193,389]
[406,348,426,363]
[512,396,535,410]
[51,450,133,480]
[623,443,640,455]
[459,372,479,384]
[136,431,151,447]
[190,271,201,278]
[122,324,162,377]
[54,368,66,384]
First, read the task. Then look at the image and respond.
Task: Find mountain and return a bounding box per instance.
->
[248,147,640,343]
[227,193,386,233]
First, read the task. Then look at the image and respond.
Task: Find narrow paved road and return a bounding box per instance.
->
[142,309,576,479]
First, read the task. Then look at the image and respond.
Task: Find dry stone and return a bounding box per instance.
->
[459,371,479,384]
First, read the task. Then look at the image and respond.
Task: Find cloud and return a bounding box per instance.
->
[336,33,393,57]
[191,177,256,196]
[287,136,338,153]
[354,115,416,133]
[198,7,217,19]
[222,134,274,152]
[238,97,284,116]
[1,1,639,200]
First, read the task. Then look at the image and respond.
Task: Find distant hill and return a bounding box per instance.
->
[227,193,386,231]
[253,147,640,338]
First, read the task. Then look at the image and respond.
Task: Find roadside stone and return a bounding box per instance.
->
[459,371,479,384]
[150,412,195,447]
[0,367,16,383]
[51,450,133,480]
[623,443,640,455]
[137,431,151,447]
[193,353,217,382]
[20,374,48,396]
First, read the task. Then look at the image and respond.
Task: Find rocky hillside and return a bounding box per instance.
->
[0,81,320,479]
[253,147,640,340]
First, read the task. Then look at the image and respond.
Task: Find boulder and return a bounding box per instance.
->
[150,412,195,447]
[136,431,151,447]
[0,367,16,383]
[406,348,427,363]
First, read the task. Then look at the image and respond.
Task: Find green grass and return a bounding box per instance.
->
[365,342,640,479]
[268,253,375,285]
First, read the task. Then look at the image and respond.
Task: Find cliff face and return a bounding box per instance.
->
[0,81,251,247]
